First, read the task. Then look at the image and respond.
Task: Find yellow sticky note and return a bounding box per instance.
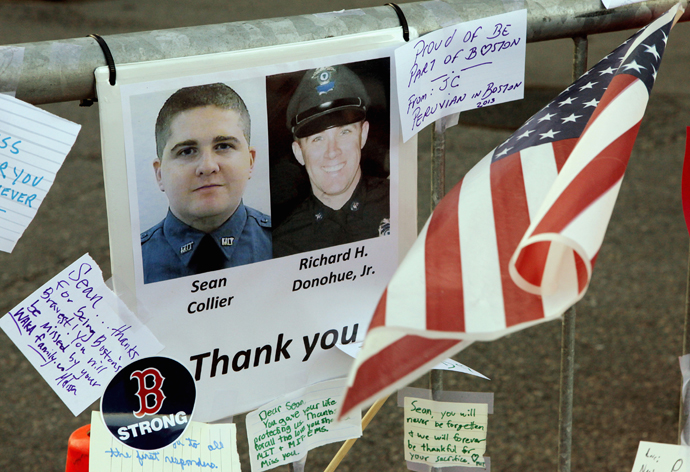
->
[404,397,488,468]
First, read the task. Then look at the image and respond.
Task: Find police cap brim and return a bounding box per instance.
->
[292,98,366,139]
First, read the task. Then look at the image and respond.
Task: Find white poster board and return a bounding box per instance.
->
[96,28,416,422]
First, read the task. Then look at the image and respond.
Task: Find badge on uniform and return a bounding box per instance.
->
[221,237,235,246]
[313,67,336,95]
[379,218,390,236]
[180,241,194,254]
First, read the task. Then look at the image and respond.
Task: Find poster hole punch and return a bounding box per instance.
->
[386,3,410,42]
[81,33,117,106]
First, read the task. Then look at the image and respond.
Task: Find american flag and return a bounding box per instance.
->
[340,5,681,418]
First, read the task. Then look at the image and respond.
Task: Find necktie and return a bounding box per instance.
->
[189,234,225,274]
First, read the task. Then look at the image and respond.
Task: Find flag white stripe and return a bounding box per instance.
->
[520,143,559,222]
[459,151,506,333]
[384,219,430,329]
[541,245,579,316]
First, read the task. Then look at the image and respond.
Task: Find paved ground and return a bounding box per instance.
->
[1,1,689,471]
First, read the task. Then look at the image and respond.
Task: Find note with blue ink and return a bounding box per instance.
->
[0,93,80,252]
[0,253,164,415]
[395,9,526,142]
[89,411,241,471]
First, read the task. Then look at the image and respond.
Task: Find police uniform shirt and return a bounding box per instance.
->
[141,202,271,283]
[272,175,389,258]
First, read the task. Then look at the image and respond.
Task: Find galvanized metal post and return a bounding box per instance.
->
[558,34,587,472]
[428,117,447,472]
[678,248,690,443]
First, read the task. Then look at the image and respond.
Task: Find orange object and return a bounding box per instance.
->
[65,424,90,472]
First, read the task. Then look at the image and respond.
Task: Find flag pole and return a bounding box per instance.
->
[323,396,390,472]
[557,34,588,472]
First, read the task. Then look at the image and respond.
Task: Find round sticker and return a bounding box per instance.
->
[101,356,196,451]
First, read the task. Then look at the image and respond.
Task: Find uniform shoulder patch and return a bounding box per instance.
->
[141,220,164,244]
[246,207,271,228]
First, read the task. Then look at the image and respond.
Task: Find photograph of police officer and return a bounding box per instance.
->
[140,83,271,284]
[268,59,391,258]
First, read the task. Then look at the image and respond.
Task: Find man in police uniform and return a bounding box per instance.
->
[141,83,271,283]
[272,65,389,258]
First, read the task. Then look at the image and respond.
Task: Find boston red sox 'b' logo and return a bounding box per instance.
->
[130,367,166,417]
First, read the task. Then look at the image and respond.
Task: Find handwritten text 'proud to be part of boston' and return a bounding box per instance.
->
[395,9,526,141]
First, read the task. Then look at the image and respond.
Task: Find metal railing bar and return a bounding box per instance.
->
[0,0,686,104]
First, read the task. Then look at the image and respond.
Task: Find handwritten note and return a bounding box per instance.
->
[0,93,81,252]
[630,441,690,472]
[245,378,361,471]
[0,254,163,415]
[89,411,241,471]
[404,397,488,468]
[395,9,526,141]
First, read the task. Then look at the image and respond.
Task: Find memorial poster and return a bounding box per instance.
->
[95,28,417,421]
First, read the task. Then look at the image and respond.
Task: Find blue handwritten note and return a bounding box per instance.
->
[89,411,241,471]
[245,378,361,471]
[0,93,81,252]
[395,9,526,142]
[0,254,163,415]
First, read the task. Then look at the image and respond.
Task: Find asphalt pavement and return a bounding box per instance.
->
[1,1,689,471]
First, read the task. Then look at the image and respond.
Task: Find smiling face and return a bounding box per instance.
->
[292,121,369,210]
[154,106,255,233]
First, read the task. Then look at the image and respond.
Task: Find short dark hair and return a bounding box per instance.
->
[155,83,251,158]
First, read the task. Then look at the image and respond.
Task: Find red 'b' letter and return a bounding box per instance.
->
[130,368,166,418]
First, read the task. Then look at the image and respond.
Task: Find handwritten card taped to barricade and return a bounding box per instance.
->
[246,378,361,471]
[89,411,241,471]
[0,254,164,416]
[395,9,526,141]
[630,441,690,472]
[404,397,489,468]
[0,93,81,252]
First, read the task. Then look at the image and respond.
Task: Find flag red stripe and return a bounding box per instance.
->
[552,139,578,172]
[425,180,465,331]
[515,240,551,287]
[533,122,641,236]
[582,74,638,135]
[367,288,388,331]
[339,335,462,417]
[574,250,588,293]
[490,154,544,325]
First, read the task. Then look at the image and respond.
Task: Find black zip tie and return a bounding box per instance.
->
[88,33,116,86]
[386,3,410,42]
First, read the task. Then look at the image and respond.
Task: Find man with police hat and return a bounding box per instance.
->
[272,64,390,258]
[141,83,271,284]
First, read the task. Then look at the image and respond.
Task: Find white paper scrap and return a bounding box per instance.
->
[0,94,81,252]
[245,378,361,472]
[630,441,690,472]
[0,254,164,416]
[602,0,645,9]
[337,342,489,379]
[395,9,526,142]
[89,411,241,471]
